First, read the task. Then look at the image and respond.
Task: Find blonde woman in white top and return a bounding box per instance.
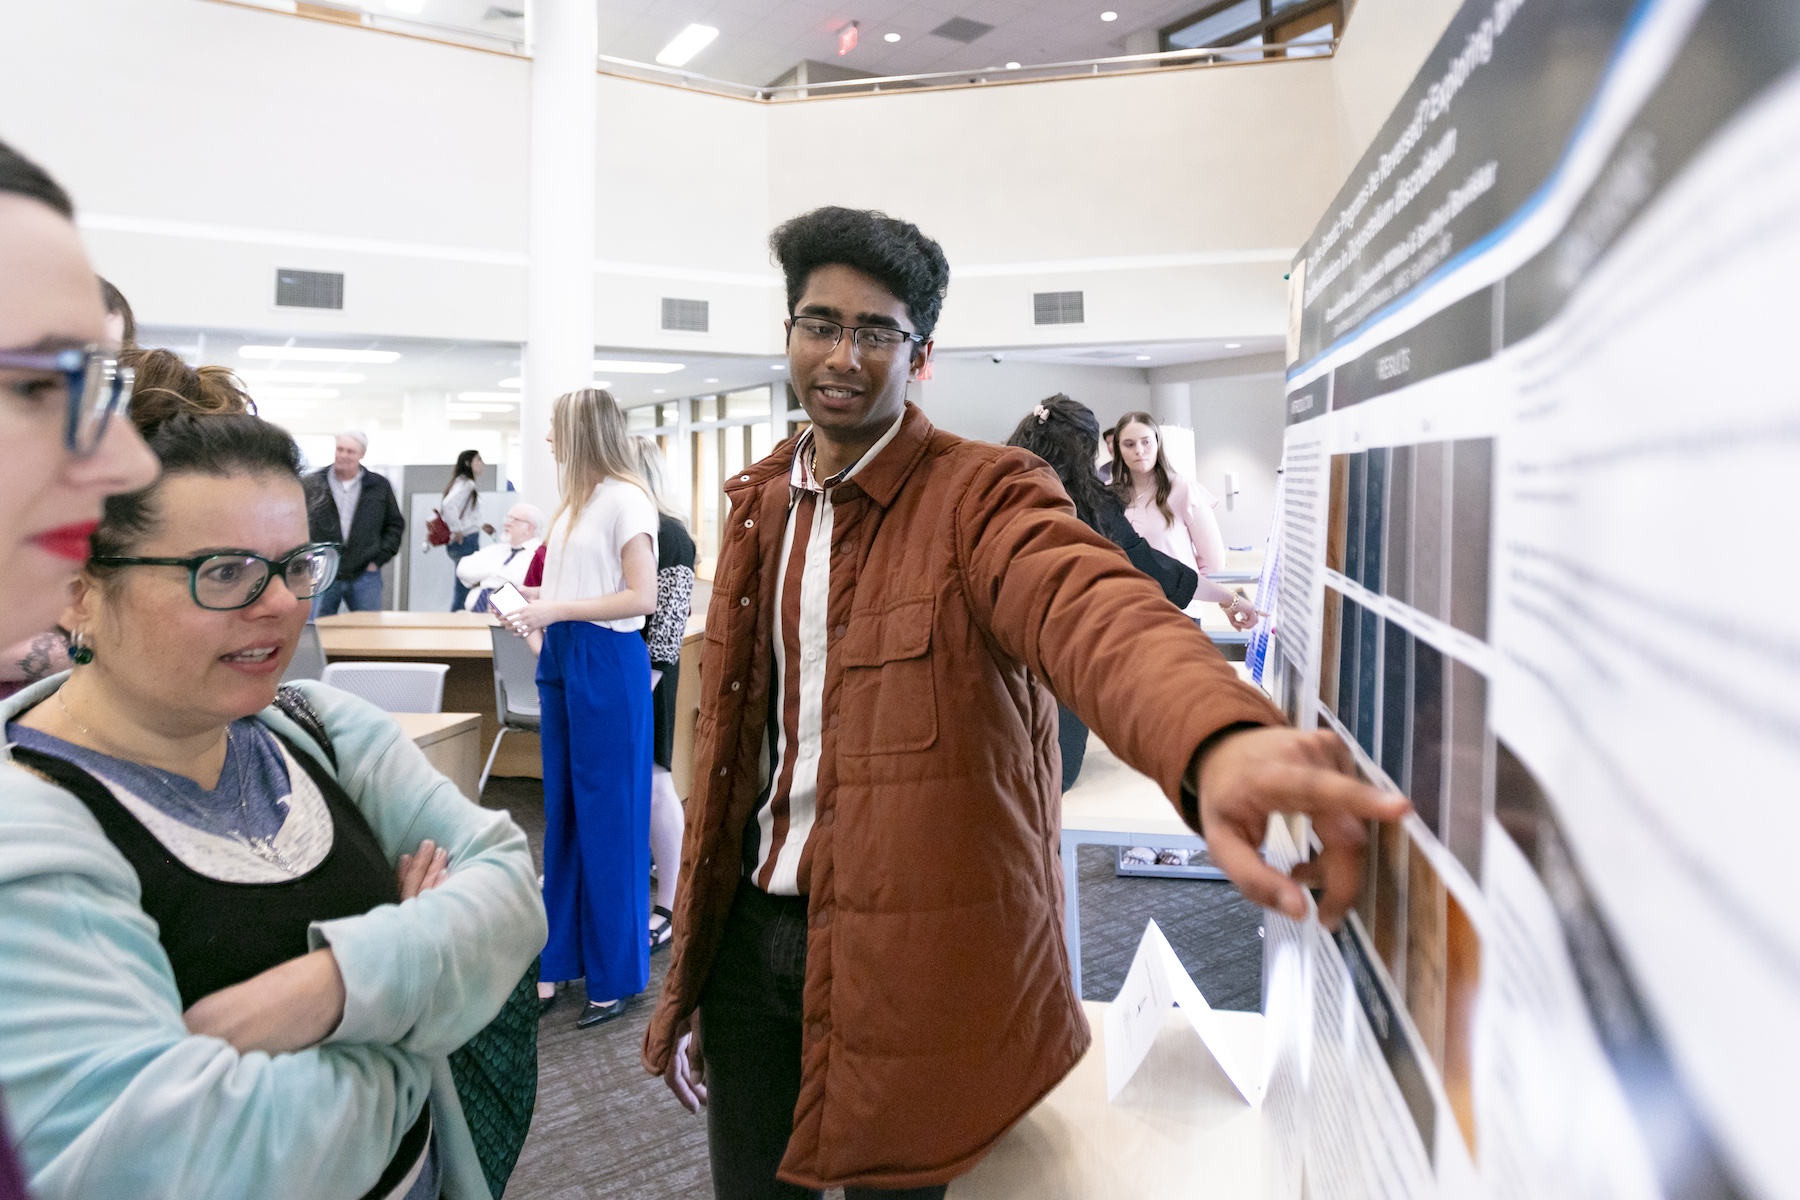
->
[507,389,659,1028]
[1111,411,1256,630]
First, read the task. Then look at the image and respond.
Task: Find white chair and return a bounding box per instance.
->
[320,661,450,714]
[479,626,541,794]
[281,623,327,683]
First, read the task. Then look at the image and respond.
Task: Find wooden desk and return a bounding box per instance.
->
[394,712,483,802]
[949,1001,1262,1198]
[317,614,540,784]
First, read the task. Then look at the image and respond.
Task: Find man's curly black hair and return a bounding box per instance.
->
[770,206,951,339]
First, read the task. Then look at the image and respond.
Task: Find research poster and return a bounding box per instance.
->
[1263,1,1800,1197]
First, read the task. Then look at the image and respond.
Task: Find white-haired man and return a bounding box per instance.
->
[455,502,545,613]
[303,431,406,614]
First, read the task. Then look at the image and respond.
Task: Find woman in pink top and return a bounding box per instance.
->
[1111,411,1256,630]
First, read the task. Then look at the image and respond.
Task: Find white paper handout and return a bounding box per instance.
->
[1104,919,1265,1105]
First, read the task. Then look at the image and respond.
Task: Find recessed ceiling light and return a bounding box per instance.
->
[1135,354,1152,360]
[884,32,901,42]
[593,380,612,389]
[241,369,363,385]
[655,24,718,67]
[498,377,522,388]
[652,388,667,394]
[253,388,338,402]
[1225,342,1242,348]
[705,377,720,383]
[447,412,482,421]
[593,358,684,374]
[450,402,519,413]
[1101,11,1118,21]
[457,392,521,403]
[771,364,786,371]
[385,0,426,13]
[1005,61,1021,69]
[239,345,399,363]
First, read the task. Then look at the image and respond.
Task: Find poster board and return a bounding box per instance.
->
[1262,1,1798,1197]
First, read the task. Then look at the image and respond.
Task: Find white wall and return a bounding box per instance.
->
[768,60,1344,348]
[910,358,1152,447]
[1184,370,1286,549]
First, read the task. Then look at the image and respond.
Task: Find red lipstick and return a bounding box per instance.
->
[31,521,99,563]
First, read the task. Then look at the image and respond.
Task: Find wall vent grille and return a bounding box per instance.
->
[275,269,344,310]
[661,297,710,333]
[1033,291,1085,325]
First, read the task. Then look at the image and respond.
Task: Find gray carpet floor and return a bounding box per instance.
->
[480,776,1262,1198]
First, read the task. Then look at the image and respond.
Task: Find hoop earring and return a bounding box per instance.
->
[69,632,94,666]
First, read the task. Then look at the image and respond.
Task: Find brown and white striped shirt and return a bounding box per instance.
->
[744,413,904,896]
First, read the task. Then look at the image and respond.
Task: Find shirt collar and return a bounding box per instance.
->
[790,409,906,494]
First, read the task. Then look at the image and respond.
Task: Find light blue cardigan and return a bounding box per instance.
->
[0,675,548,1200]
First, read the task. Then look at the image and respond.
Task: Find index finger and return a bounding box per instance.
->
[1204,817,1307,921]
[1257,760,1411,823]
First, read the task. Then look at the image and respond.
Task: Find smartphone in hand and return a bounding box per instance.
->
[487,582,529,617]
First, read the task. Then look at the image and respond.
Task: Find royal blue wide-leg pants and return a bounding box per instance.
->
[538,620,652,1002]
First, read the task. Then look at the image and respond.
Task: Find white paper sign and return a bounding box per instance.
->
[1104,919,1265,1105]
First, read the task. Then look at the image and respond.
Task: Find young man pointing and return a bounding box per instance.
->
[644,207,1405,1199]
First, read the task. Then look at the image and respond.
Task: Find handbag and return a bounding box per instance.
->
[425,509,452,548]
[273,686,539,1198]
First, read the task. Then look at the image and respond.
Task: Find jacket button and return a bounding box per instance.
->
[740,597,751,607]
[829,713,841,730]
[819,808,835,827]
[740,474,751,482]
[744,519,755,528]
[730,681,741,691]
[719,767,729,777]
[833,624,846,639]
[813,908,831,928]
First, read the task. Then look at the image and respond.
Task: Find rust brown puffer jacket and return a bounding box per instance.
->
[643,404,1280,1189]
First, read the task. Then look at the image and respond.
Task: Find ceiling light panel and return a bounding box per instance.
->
[242,370,365,385]
[656,24,719,67]
[593,359,685,374]
[238,346,400,363]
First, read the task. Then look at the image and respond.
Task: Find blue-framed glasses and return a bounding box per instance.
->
[0,344,134,456]
[89,543,341,611]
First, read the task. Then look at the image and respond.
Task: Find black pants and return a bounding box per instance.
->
[1057,703,1088,793]
[700,883,950,1200]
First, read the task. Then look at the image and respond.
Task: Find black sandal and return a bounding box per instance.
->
[649,905,674,954]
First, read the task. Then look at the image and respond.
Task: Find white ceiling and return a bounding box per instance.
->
[596,0,1208,85]
[941,335,1283,368]
[362,1,1216,86]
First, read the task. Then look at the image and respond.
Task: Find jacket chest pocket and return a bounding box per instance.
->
[838,595,937,755]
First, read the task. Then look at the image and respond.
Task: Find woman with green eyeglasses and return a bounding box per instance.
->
[0,348,545,1199]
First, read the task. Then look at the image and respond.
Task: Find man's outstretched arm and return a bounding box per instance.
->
[956,450,1408,927]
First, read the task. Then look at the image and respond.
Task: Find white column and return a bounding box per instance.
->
[1151,380,1192,429]
[521,0,598,513]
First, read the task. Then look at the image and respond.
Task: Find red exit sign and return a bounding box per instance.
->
[837,21,859,55]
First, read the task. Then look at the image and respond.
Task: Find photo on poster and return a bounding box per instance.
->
[1444,660,1490,883]
[1326,452,1348,574]
[1320,585,1343,715]
[1338,917,1438,1167]
[1493,742,1746,1199]
[1448,438,1493,641]
[1403,837,1481,1161]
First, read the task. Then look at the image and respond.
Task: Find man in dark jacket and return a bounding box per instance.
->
[304,432,405,614]
[645,207,1409,1199]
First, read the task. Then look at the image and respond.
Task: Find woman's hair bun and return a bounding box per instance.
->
[118,348,254,437]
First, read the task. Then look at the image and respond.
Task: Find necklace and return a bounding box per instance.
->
[53,691,299,874]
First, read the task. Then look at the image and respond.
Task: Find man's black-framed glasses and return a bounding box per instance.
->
[0,345,135,456]
[90,543,341,611]
[788,316,925,358]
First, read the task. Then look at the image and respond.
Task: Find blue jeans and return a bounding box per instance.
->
[447,534,479,612]
[313,564,384,617]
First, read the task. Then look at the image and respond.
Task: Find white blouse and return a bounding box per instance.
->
[441,477,483,539]
[542,478,660,631]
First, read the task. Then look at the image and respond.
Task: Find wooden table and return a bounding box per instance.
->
[948,1001,1262,1198]
[394,712,483,802]
[316,613,539,784]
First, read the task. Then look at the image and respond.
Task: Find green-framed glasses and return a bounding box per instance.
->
[89,543,341,611]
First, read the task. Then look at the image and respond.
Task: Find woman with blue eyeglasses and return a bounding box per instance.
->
[0,140,157,1200]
